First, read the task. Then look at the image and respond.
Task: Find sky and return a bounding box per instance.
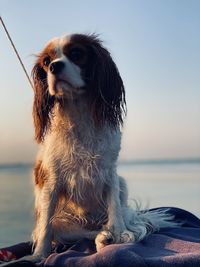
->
[0,0,200,163]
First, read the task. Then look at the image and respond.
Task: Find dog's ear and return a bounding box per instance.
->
[88,38,126,128]
[32,63,55,143]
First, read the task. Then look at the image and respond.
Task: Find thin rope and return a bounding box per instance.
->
[0,16,34,89]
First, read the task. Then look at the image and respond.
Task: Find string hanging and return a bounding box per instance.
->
[0,16,34,89]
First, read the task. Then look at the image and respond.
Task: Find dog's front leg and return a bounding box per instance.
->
[6,181,59,265]
[31,181,59,261]
[95,174,134,251]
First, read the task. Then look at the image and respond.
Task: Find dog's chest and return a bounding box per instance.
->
[41,121,120,228]
[48,123,120,182]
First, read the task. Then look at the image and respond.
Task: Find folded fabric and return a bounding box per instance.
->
[1,207,200,267]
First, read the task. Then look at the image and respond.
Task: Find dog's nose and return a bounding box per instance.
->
[49,61,64,75]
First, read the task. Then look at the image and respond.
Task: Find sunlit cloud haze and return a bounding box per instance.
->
[0,0,200,164]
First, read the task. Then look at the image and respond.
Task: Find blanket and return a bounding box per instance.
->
[0,207,200,267]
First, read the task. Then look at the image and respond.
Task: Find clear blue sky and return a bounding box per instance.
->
[0,0,200,163]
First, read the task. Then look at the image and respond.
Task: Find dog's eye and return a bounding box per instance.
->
[68,48,84,62]
[43,56,51,67]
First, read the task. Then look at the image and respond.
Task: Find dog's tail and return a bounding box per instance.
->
[122,206,180,241]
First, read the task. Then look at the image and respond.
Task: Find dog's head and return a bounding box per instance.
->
[32,34,126,143]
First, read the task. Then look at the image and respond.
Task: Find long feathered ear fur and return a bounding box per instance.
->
[87,35,126,128]
[32,63,55,143]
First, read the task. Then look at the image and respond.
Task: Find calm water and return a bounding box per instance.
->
[0,161,199,247]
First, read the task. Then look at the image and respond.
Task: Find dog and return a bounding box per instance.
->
[5,34,177,264]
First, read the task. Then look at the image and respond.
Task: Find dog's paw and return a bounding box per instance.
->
[95,230,135,251]
[95,230,115,251]
[120,230,135,243]
[95,229,135,251]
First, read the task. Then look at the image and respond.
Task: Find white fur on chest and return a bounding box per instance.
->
[38,101,121,196]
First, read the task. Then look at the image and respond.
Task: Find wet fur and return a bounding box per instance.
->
[2,34,177,265]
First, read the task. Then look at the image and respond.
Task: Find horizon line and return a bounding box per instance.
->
[0,157,200,168]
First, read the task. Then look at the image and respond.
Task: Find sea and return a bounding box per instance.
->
[0,159,199,248]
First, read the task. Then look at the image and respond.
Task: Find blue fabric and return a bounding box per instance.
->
[1,207,200,267]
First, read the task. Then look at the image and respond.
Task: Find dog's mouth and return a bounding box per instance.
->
[56,78,74,91]
[49,78,85,97]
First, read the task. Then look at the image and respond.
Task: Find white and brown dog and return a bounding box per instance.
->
[11,34,176,263]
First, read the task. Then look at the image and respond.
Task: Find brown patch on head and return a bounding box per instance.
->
[32,41,59,143]
[63,42,88,66]
[37,40,59,71]
[34,160,48,188]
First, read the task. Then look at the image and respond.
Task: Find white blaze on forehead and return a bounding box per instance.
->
[44,35,72,56]
[52,34,72,56]
[58,34,72,47]
[44,36,71,57]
